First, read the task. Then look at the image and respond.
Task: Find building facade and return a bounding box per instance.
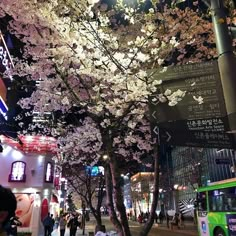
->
[0,135,58,236]
[170,146,236,217]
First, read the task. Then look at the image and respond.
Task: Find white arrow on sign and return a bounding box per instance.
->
[152,110,157,120]
[153,126,159,135]
[153,126,161,145]
[165,131,171,142]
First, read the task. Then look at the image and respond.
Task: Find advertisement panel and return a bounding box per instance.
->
[197,215,210,236]
[14,193,34,227]
[227,214,236,236]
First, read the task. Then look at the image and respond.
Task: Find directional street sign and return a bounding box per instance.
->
[153,125,234,148]
[150,61,226,123]
[149,61,236,148]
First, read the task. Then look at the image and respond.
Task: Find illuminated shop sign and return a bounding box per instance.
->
[0,33,14,80]
[0,32,14,120]
[0,95,8,120]
[86,166,104,176]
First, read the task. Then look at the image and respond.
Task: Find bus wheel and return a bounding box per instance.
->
[214,228,225,236]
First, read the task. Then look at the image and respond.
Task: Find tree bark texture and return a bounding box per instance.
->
[110,156,132,236]
[105,164,123,235]
[139,144,160,236]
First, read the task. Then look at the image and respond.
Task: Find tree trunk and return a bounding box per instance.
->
[105,164,123,235]
[90,206,102,227]
[95,213,102,226]
[110,157,131,236]
[139,144,160,236]
[94,174,105,227]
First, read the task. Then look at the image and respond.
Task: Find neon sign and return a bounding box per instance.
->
[0,33,14,80]
[0,32,14,120]
[0,95,8,120]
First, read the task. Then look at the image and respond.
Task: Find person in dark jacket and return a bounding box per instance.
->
[50,214,55,234]
[5,216,22,236]
[0,186,17,236]
[159,211,164,224]
[67,215,79,236]
[166,212,170,228]
[43,213,53,236]
[59,214,67,236]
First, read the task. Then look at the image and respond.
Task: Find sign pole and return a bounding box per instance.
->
[211,0,236,134]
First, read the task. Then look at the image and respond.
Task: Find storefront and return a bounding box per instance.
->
[0,135,57,236]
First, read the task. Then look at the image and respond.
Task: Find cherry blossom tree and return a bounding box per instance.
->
[63,163,106,228]
[0,0,221,235]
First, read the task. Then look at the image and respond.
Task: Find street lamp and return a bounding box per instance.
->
[102,154,109,160]
[173,184,179,190]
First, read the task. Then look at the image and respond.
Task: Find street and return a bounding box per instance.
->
[52,216,198,236]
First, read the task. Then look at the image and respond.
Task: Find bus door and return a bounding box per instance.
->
[197,191,210,236]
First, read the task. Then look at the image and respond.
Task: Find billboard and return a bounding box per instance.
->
[14,193,34,227]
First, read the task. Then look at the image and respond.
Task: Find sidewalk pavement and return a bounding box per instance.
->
[152,221,198,236]
[51,217,198,236]
[51,225,95,236]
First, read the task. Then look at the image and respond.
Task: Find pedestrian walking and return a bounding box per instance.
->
[154,212,158,224]
[138,214,143,224]
[50,214,55,234]
[0,185,17,236]
[159,211,164,224]
[54,214,59,229]
[43,213,53,236]
[166,212,170,228]
[59,214,67,236]
[67,214,79,236]
[179,212,185,228]
[170,213,180,230]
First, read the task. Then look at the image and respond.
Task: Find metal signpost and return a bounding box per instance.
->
[211,0,236,132]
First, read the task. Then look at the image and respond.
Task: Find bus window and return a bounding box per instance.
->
[197,192,207,211]
[209,187,236,212]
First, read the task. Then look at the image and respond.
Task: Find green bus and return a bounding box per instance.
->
[197,177,236,236]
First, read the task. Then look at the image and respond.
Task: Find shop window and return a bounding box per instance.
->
[8,161,26,182]
[45,162,54,183]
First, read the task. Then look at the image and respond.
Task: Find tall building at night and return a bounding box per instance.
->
[170,146,236,216]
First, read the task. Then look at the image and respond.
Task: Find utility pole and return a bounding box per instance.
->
[211,0,236,133]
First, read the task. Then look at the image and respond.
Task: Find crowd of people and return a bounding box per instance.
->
[0,184,188,236]
[137,211,185,230]
[42,212,84,236]
[0,185,86,236]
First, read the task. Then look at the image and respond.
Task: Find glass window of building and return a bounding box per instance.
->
[45,162,54,183]
[9,161,26,182]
